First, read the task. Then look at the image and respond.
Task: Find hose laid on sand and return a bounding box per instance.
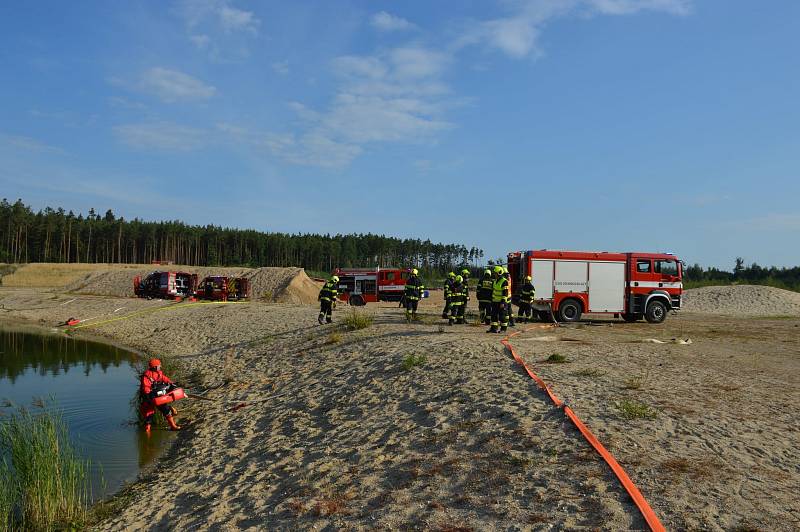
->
[501,328,665,532]
[68,300,250,330]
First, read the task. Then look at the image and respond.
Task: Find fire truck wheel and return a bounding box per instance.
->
[644,300,667,324]
[350,295,365,306]
[622,313,642,323]
[558,299,582,323]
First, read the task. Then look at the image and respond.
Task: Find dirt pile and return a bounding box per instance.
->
[62,265,321,303]
[683,285,800,316]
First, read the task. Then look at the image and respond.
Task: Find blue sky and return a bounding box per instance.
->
[1,0,798,269]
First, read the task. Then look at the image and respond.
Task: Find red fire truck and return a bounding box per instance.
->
[333,267,410,306]
[507,250,683,323]
[196,276,250,301]
[134,271,198,300]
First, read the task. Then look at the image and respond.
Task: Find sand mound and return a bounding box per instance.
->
[61,265,321,304]
[682,285,800,316]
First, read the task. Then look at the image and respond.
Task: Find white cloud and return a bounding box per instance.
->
[218,5,260,33]
[190,34,211,49]
[272,60,289,75]
[257,132,362,168]
[371,11,416,32]
[138,67,217,102]
[113,122,208,151]
[456,0,691,58]
[0,133,65,155]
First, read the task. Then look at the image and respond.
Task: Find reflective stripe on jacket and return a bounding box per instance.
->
[404,277,424,300]
[520,282,535,303]
[477,277,493,302]
[319,281,338,302]
[492,277,509,303]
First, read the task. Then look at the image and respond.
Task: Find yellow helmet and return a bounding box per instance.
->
[525,275,532,282]
[461,268,470,276]
[331,275,339,283]
[411,268,419,276]
[484,269,491,276]
[492,266,503,274]
[448,272,456,278]
[455,275,463,283]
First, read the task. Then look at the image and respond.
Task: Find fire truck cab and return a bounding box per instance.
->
[333,267,410,306]
[507,250,683,323]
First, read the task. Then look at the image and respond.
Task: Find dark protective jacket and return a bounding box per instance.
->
[520,281,536,303]
[318,281,338,302]
[404,276,425,301]
[450,281,465,305]
[492,276,510,303]
[141,369,173,398]
[443,278,454,299]
[477,276,493,302]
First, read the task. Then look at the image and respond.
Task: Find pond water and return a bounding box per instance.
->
[0,327,175,498]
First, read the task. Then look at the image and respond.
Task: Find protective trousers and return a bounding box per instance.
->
[479,301,491,324]
[449,301,465,324]
[405,298,419,319]
[517,302,533,322]
[490,302,508,331]
[319,299,333,323]
[139,401,174,426]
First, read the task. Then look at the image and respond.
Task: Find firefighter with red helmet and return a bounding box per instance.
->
[140,358,181,432]
[318,275,339,324]
[404,268,424,321]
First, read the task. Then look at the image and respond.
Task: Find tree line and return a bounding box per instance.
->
[683,258,800,292]
[0,199,484,275]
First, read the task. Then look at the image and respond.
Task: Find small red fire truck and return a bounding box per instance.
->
[333,267,410,306]
[507,250,683,323]
[134,271,198,300]
[196,276,250,301]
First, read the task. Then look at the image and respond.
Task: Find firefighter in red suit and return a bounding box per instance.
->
[140,358,181,432]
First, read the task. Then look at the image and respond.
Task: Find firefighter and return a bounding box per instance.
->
[448,275,466,325]
[140,358,180,432]
[404,268,424,321]
[504,268,516,327]
[517,275,535,323]
[318,275,339,324]
[488,266,510,333]
[442,271,455,319]
[477,269,493,324]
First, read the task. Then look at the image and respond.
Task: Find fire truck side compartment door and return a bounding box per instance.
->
[554,261,588,293]
[532,260,554,300]
[588,262,625,312]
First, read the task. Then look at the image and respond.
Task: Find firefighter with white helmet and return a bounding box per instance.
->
[404,268,425,321]
[318,275,339,324]
[517,275,535,323]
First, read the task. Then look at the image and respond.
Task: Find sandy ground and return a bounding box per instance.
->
[1,286,798,531]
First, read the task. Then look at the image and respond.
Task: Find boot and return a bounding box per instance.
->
[500,326,508,333]
[166,415,181,431]
[449,317,454,325]
[318,314,325,325]
[487,326,498,333]
[326,317,332,324]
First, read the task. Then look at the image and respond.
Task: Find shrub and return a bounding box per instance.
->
[342,308,373,330]
[402,354,427,370]
[616,399,657,419]
[545,353,567,363]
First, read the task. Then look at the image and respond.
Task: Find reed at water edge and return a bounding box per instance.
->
[0,403,90,531]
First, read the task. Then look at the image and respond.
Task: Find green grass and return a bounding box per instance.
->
[0,404,90,530]
[402,354,427,370]
[544,353,568,363]
[573,368,605,378]
[616,399,658,420]
[326,331,342,344]
[342,308,373,330]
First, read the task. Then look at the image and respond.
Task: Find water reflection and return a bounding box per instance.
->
[0,327,175,498]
